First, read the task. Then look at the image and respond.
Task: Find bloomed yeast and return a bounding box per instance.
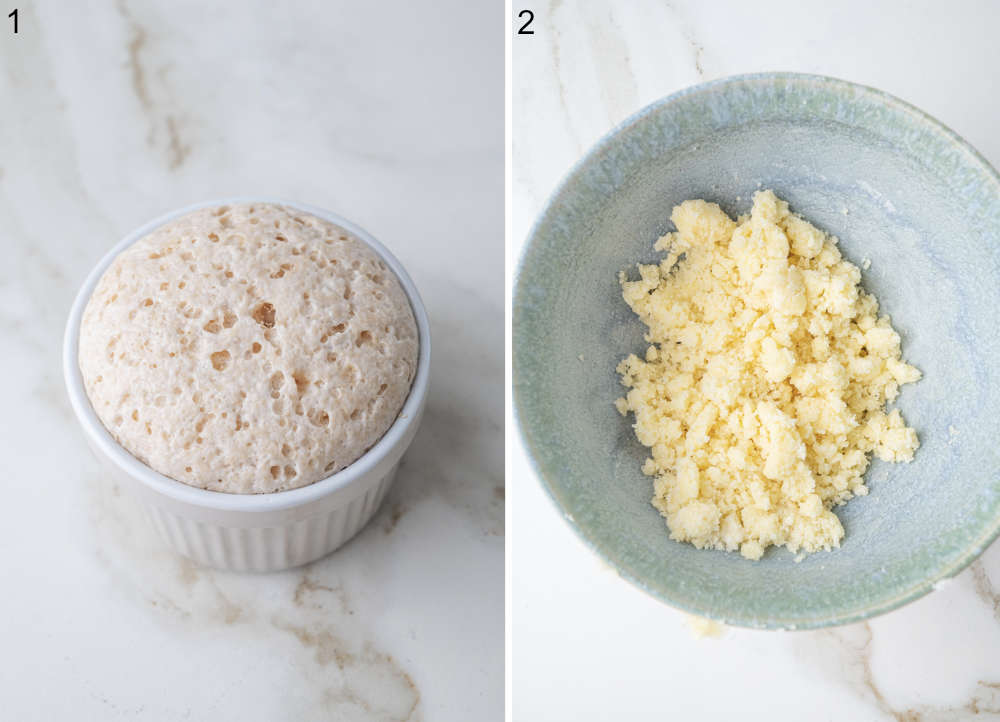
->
[79,203,418,494]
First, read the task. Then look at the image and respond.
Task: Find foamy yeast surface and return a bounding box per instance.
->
[79,203,418,493]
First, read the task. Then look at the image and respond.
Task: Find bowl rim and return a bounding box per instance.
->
[64,197,431,512]
[513,71,1000,629]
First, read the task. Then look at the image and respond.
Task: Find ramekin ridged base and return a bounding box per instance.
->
[142,463,398,571]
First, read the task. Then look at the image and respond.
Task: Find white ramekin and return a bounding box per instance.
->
[63,198,431,572]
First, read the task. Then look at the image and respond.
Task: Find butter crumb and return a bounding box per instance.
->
[687,615,726,639]
[616,191,920,560]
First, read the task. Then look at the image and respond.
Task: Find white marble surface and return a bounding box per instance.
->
[511,1,1000,719]
[0,1,501,720]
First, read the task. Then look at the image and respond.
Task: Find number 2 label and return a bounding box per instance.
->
[517,10,534,35]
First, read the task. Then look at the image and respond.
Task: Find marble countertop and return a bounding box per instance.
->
[0,1,501,720]
[511,1,1000,719]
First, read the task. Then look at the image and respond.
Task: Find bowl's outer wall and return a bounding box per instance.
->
[513,74,1000,628]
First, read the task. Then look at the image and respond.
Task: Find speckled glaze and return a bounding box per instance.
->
[513,73,1000,629]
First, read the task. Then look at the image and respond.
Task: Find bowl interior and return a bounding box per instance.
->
[513,74,1000,628]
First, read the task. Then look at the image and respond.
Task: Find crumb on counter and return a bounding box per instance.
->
[687,615,726,639]
[616,191,920,560]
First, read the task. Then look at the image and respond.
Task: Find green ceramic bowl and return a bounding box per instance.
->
[513,73,1000,629]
